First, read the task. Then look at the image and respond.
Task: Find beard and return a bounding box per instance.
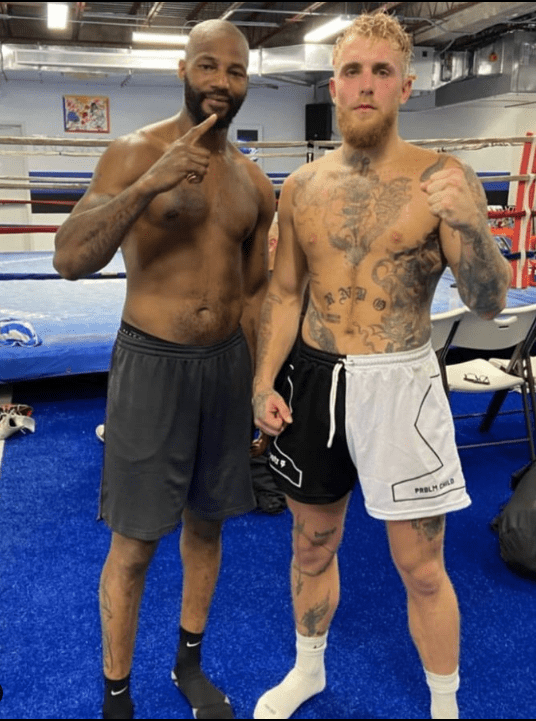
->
[336,105,396,149]
[184,75,246,130]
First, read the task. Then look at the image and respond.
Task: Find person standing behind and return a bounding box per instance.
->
[252,11,511,720]
[54,19,275,720]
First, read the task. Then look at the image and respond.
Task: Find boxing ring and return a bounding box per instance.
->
[1,132,536,386]
[0,252,125,384]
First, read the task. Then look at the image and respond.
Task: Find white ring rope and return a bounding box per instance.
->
[0,150,104,158]
[0,133,533,201]
[1,134,533,150]
[0,182,90,190]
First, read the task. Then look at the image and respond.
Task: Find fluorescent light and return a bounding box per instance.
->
[304,16,353,43]
[132,31,189,46]
[47,3,69,30]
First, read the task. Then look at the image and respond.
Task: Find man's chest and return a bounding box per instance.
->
[145,160,259,237]
[293,169,439,267]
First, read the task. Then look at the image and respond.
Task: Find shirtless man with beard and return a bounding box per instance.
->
[251,12,511,720]
[54,19,275,720]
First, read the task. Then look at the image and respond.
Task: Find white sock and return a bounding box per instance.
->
[425,667,460,719]
[253,631,327,719]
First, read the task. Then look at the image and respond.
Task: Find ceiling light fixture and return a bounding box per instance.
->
[304,15,353,43]
[132,31,189,46]
[47,3,69,31]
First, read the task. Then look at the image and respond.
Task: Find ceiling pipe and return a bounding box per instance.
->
[251,1,329,48]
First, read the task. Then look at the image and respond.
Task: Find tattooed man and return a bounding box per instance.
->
[252,12,511,721]
[54,19,274,721]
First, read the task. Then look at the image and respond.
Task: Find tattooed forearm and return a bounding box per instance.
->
[456,222,509,317]
[453,165,510,317]
[54,191,154,278]
[256,292,283,371]
[411,515,445,542]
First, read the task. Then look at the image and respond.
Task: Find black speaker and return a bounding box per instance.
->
[305,103,332,141]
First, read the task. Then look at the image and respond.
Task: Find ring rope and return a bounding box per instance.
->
[0,199,77,207]
[0,182,90,190]
[0,225,59,234]
[0,135,310,149]
[0,176,92,183]
[0,176,531,192]
[1,135,533,150]
[8,171,525,183]
[0,272,125,280]
[0,131,534,289]
[248,152,309,159]
[0,136,111,147]
[0,150,105,158]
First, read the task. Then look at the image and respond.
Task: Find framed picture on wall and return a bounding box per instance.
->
[63,95,110,133]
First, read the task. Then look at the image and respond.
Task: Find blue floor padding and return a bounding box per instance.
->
[0,253,125,383]
[1,375,535,719]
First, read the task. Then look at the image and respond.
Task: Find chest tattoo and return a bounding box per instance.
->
[294,165,412,267]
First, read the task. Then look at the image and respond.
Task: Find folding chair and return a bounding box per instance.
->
[445,303,536,460]
[431,306,467,395]
[481,305,536,437]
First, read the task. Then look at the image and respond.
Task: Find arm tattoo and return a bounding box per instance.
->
[73,193,151,275]
[256,292,283,370]
[457,235,504,317]
[454,164,509,317]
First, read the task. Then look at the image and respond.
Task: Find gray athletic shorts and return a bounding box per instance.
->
[269,338,471,521]
[98,322,255,540]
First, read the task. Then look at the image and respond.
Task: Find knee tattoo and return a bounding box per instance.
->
[292,516,340,579]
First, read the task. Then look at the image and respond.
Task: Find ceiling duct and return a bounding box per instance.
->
[0,41,438,91]
[435,31,536,108]
[3,32,536,110]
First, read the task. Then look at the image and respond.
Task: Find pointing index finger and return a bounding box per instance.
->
[189,113,218,144]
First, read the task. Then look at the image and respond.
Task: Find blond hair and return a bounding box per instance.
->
[332,11,413,75]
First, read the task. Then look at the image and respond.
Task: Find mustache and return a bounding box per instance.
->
[204,92,231,101]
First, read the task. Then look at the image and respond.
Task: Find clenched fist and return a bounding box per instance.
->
[421,167,481,230]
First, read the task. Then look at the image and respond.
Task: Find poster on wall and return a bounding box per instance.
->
[63,95,110,133]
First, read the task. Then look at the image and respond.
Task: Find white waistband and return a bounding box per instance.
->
[343,340,432,369]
